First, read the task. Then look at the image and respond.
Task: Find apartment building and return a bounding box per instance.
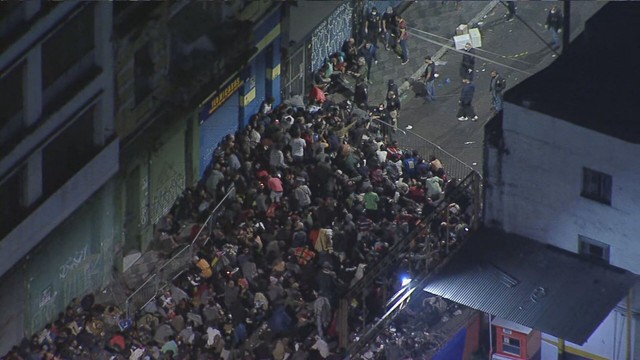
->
[481,3,640,359]
[0,2,117,349]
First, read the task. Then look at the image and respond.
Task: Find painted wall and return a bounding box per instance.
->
[483,102,640,274]
[483,101,640,359]
[311,2,353,71]
[0,181,116,353]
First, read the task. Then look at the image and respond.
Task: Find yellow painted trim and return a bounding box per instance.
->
[256,24,281,53]
[542,338,609,360]
[267,64,281,80]
[240,87,256,107]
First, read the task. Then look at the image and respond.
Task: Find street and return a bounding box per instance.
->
[365,0,605,172]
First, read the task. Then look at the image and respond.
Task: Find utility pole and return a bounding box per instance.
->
[562,0,570,53]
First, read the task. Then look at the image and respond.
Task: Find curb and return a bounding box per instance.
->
[397,0,500,101]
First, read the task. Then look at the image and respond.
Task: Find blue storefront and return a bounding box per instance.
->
[197,7,282,177]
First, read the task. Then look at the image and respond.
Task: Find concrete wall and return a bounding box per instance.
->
[483,101,640,359]
[114,3,170,140]
[0,181,116,354]
[541,307,634,360]
[484,102,640,274]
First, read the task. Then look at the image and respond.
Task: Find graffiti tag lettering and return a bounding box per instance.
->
[311,3,354,72]
[59,245,89,280]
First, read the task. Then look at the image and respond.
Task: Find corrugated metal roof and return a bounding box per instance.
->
[423,229,639,344]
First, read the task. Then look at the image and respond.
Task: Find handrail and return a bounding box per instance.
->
[124,186,235,318]
[340,171,482,352]
[191,186,234,248]
[343,170,478,299]
[370,117,479,181]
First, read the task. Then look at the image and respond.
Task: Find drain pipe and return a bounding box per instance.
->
[488,314,493,358]
[627,289,632,360]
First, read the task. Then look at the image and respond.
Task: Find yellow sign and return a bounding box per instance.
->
[208,78,243,115]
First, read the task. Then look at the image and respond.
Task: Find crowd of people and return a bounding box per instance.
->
[3,89,474,360]
[4,12,479,358]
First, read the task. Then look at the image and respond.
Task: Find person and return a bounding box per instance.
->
[364,7,381,47]
[259,96,275,116]
[422,56,436,102]
[358,42,375,83]
[387,79,399,97]
[489,70,506,113]
[381,6,395,50]
[396,14,409,65]
[348,56,368,84]
[313,64,332,91]
[545,5,563,50]
[353,78,369,110]
[385,90,401,129]
[341,37,358,71]
[457,78,478,121]
[460,43,475,80]
[506,1,516,21]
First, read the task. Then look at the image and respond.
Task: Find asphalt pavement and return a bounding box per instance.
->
[365,0,605,173]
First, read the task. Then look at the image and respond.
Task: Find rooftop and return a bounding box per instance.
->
[422,228,639,344]
[504,2,640,144]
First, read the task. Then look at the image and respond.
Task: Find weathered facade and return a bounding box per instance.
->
[0,2,117,351]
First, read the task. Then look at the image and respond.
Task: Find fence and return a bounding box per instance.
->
[124,187,235,318]
[339,170,483,354]
[373,116,478,182]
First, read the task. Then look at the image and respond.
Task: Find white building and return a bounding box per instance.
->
[483,3,640,359]
[0,2,117,348]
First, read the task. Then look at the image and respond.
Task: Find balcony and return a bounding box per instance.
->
[0,138,119,278]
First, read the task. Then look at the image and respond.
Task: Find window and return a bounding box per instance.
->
[0,62,25,149]
[0,167,25,239]
[134,43,154,104]
[42,4,95,89]
[42,106,97,197]
[502,336,521,356]
[581,167,612,205]
[0,2,25,52]
[579,235,610,263]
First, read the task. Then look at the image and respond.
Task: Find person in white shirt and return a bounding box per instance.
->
[311,335,330,358]
[291,135,306,163]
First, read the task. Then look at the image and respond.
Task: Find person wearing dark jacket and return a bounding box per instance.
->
[489,70,506,113]
[545,5,563,49]
[353,78,369,110]
[457,78,477,121]
[460,43,475,80]
[387,79,399,97]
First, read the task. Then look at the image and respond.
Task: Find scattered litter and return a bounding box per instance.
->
[481,68,486,72]
[453,310,463,316]
[405,125,413,130]
[464,141,475,145]
[472,162,478,166]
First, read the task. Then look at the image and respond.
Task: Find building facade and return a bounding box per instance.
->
[0,2,117,350]
[483,4,640,359]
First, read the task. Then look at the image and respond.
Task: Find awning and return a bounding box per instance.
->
[422,229,639,344]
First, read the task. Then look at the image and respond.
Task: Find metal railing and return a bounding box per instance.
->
[124,187,235,318]
[339,170,483,354]
[372,117,478,182]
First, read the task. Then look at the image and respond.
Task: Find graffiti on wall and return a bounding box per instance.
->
[59,245,89,280]
[141,173,149,228]
[150,166,184,225]
[311,2,353,72]
[30,251,106,333]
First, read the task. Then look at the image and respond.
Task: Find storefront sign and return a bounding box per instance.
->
[204,77,244,116]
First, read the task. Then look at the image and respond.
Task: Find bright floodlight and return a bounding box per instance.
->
[401,277,412,286]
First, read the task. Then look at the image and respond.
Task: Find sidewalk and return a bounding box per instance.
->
[367,1,498,105]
